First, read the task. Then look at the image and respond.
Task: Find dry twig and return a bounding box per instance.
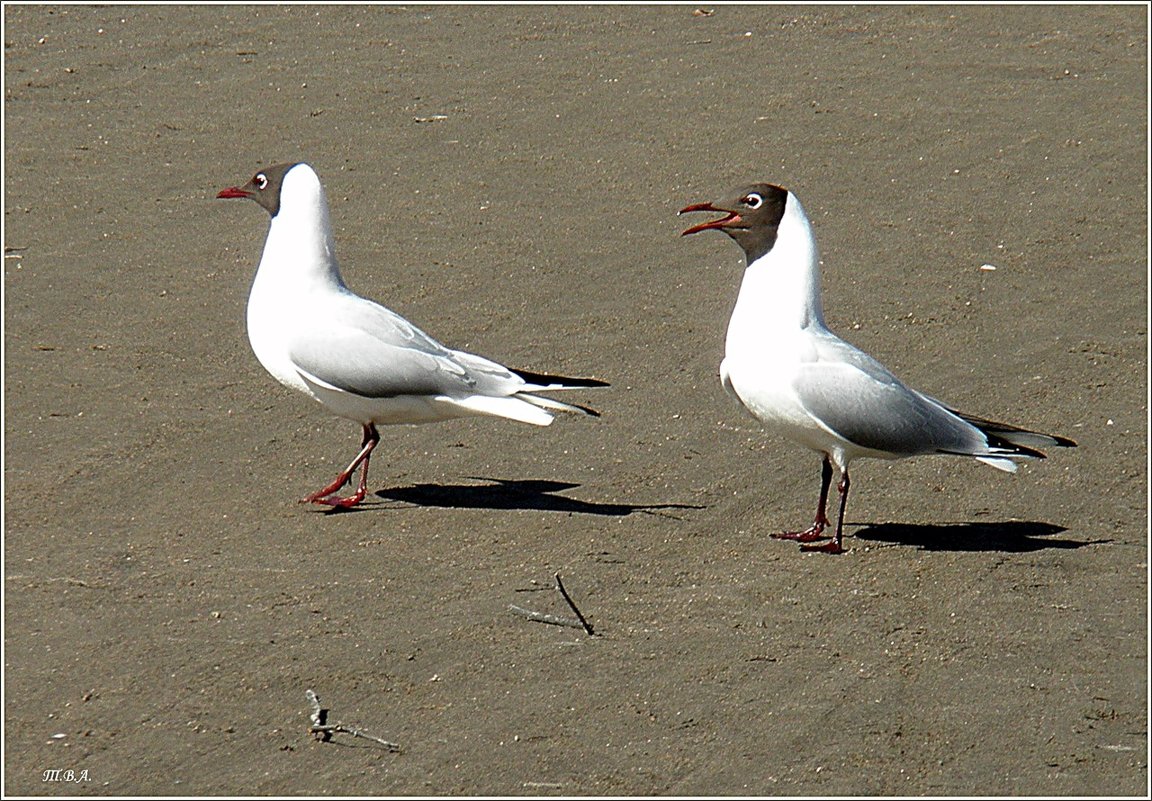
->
[508,573,596,636]
[306,689,401,752]
[508,604,585,630]
[554,572,595,636]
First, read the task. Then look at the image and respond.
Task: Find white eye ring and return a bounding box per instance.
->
[255,173,269,190]
[741,192,763,209]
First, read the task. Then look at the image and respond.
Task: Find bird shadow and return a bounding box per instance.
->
[372,476,703,518]
[852,520,1109,553]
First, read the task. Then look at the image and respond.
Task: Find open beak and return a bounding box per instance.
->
[216,186,251,200]
[678,201,742,236]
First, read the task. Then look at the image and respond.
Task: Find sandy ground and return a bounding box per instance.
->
[3,5,1147,796]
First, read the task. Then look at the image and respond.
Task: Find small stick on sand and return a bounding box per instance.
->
[508,604,585,630]
[554,572,595,636]
[508,574,597,636]
[306,689,401,752]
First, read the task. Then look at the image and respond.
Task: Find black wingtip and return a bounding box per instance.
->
[575,403,601,418]
[953,410,1077,454]
[511,367,610,389]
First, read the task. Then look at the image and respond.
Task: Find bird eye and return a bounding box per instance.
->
[741,192,763,209]
[254,173,268,190]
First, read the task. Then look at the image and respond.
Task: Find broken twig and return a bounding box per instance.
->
[306,689,401,752]
[554,572,595,636]
[508,573,597,636]
[508,604,585,630]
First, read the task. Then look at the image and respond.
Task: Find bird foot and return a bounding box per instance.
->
[771,524,828,543]
[303,489,367,509]
[300,475,366,508]
[299,467,366,507]
[800,539,846,555]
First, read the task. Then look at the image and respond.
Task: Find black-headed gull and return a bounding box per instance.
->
[680,183,1075,553]
[218,162,607,508]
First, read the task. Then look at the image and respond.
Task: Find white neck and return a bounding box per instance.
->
[726,192,825,353]
[246,166,346,393]
[252,167,346,296]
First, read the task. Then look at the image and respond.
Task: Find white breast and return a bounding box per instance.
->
[245,166,345,398]
[720,191,837,453]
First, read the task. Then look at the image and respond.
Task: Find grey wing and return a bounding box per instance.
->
[450,350,522,388]
[795,336,984,456]
[288,298,478,398]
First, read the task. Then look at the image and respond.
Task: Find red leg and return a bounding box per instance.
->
[772,455,833,542]
[801,469,850,554]
[301,423,380,508]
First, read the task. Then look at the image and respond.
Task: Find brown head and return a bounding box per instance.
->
[216,163,300,218]
[679,183,790,262]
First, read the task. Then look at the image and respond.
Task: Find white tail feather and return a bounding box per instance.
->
[518,393,596,416]
[446,394,555,426]
[976,455,1019,473]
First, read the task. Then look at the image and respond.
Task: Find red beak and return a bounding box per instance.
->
[216,186,250,199]
[678,202,742,236]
